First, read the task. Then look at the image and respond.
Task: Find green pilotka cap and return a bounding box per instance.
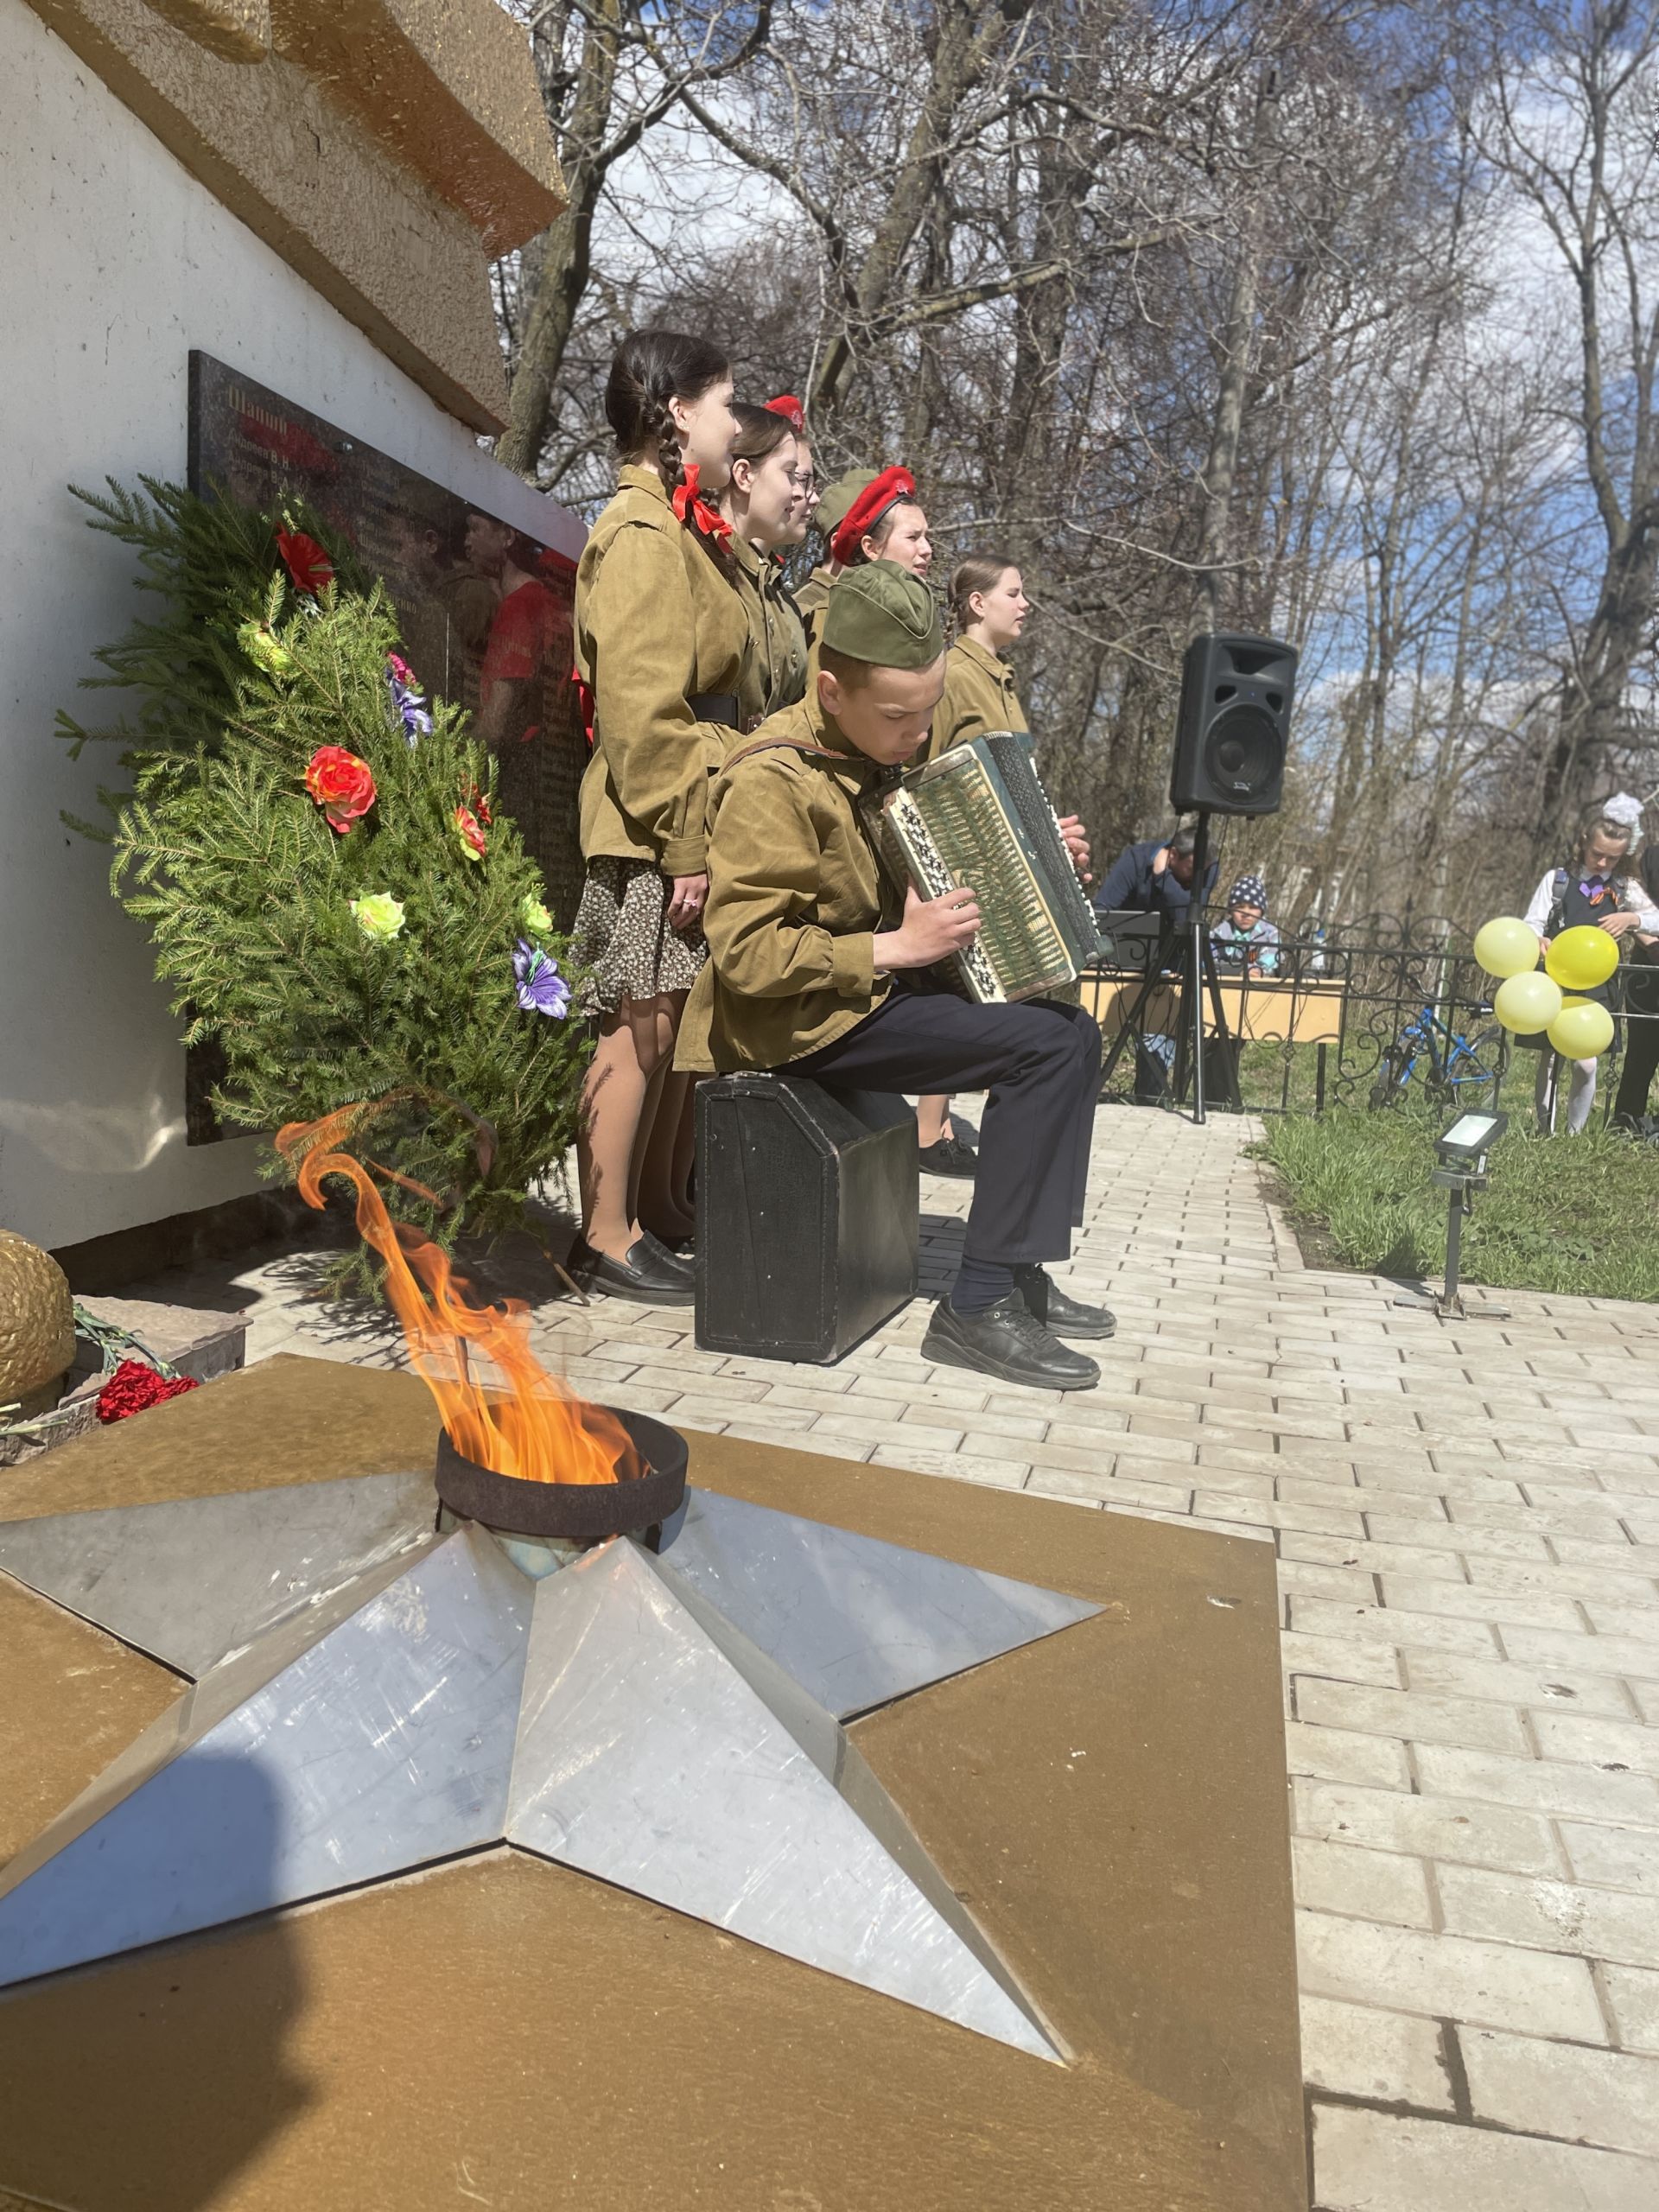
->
[811,467,877,541]
[820,560,945,670]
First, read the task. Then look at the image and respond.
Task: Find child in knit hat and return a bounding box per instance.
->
[1211,874,1281,976]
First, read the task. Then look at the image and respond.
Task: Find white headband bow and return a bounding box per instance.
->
[1604,791,1643,830]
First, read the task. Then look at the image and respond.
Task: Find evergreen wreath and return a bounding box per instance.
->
[59,478,589,1278]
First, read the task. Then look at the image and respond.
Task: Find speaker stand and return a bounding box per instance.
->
[1096,915,1177,1098]
[1172,810,1241,1127]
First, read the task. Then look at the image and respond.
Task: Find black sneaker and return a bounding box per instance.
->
[1014,1264,1116,1339]
[918,1135,978,1179]
[920,1294,1099,1391]
[567,1231,696,1307]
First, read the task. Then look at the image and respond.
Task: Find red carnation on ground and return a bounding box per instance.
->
[305,745,377,834]
[96,1359,200,1424]
[276,528,334,597]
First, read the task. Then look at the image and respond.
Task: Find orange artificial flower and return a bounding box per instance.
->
[305,746,376,834]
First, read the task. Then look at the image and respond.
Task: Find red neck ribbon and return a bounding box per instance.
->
[571,663,596,748]
[671,464,732,547]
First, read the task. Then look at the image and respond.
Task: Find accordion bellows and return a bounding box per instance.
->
[874,732,1104,1001]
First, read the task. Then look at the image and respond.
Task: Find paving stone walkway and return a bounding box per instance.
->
[124,1102,1659,2206]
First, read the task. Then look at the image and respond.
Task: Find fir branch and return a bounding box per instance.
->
[67,476,591,1283]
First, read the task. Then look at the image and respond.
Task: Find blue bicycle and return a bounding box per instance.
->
[1369,1001,1504,1109]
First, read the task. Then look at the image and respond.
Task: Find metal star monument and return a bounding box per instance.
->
[0,1476,1100,2060]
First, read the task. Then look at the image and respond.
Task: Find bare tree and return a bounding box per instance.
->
[482,0,1658,930]
[1465,1,1659,858]
[494,1,774,481]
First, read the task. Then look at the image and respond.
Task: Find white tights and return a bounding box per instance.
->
[1535,1052,1597,1135]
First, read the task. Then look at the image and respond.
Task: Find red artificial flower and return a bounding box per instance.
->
[463,782,493,829]
[671,464,733,547]
[305,745,377,835]
[454,803,487,862]
[276,528,334,597]
[97,1359,200,1424]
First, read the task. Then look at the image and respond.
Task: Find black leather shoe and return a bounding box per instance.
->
[637,1230,690,1265]
[1014,1264,1116,1339]
[920,1294,1099,1391]
[918,1135,978,1179]
[568,1231,696,1306]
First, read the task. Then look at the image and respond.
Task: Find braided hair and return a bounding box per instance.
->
[605,328,730,495]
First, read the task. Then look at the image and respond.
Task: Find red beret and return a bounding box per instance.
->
[764,394,805,432]
[830,464,918,568]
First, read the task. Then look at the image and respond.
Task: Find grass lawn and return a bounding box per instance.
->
[1255,1103,1659,1302]
[1236,1039,1325,1115]
[1098,1039,1327,1114]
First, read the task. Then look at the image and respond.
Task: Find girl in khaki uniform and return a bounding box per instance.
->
[792,468,872,645]
[569,329,746,1304]
[923,556,1033,760]
[719,403,810,719]
[916,555,1035,1173]
[830,465,932,581]
[767,393,817,588]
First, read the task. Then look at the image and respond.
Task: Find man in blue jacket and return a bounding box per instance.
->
[1094,826,1218,1102]
[1093,826,1217,921]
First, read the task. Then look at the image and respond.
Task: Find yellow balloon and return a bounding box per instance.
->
[1493,970,1564,1034]
[1547,998,1615,1058]
[1545,925,1619,991]
[1472,916,1541,979]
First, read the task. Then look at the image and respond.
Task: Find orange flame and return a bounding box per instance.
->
[276,1105,640,1484]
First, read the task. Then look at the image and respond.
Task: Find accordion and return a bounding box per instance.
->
[870,731,1105,1003]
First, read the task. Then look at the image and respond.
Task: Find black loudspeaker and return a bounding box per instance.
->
[1169,631,1297,817]
[695,1076,919,1363]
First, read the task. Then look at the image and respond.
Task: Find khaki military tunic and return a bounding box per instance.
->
[574,465,751,879]
[793,563,838,648]
[918,633,1029,764]
[770,569,810,709]
[677,693,903,1075]
[731,535,810,721]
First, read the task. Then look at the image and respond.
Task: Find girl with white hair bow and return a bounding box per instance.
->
[1521,793,1659,1134]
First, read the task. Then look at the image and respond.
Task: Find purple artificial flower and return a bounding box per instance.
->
[397,694,433,742]
[385,654,433,746]
[513,938,571,1019]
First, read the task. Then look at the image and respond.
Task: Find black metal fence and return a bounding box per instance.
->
[1084,913,1659,1128]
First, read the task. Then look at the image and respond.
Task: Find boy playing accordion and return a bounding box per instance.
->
[677,562,1110,1392]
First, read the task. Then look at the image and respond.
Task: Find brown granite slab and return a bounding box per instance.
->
[0,1356,1303,2210]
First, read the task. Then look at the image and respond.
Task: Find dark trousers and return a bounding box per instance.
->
[1614,1001,1659,1122]
[793,994,1101,1268]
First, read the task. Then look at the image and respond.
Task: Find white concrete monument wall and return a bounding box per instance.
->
[0,0,578,1252]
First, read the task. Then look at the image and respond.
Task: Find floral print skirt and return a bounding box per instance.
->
[569,857,708,1015]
